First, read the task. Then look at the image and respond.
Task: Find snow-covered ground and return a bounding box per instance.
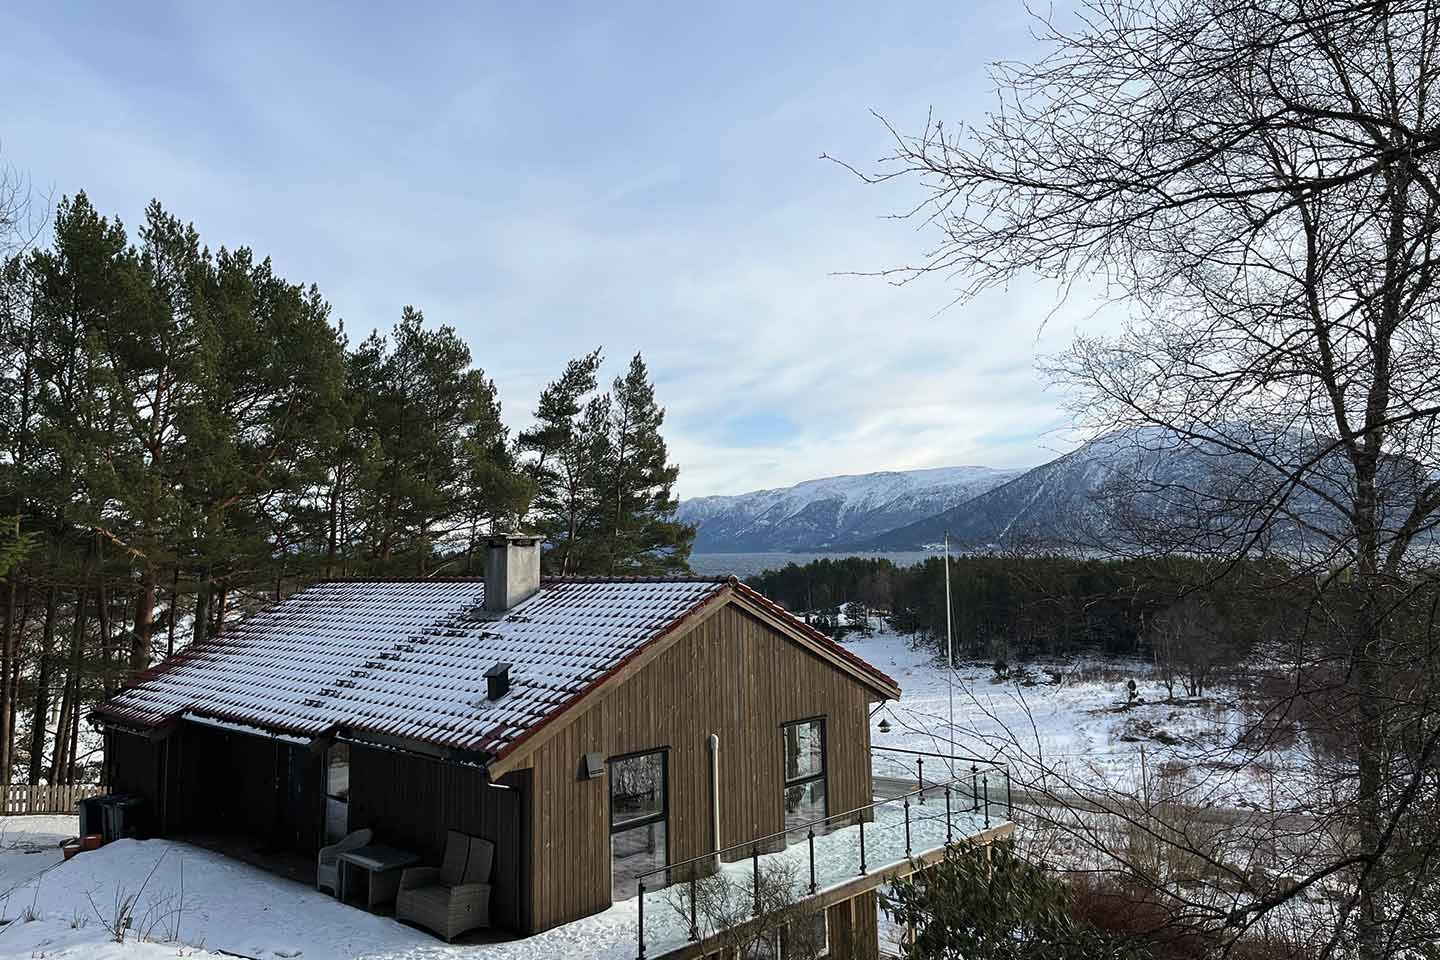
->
[0,796,995,960]
[845,621,1318,811]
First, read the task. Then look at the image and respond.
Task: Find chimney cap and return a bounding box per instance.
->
[485,662,512,701]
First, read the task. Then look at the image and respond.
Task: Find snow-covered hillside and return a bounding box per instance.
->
[864,425,1430,550]
[678,465,1020,552]
[840,621,1317,810]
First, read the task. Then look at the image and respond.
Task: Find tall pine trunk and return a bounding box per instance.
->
[49,587,87,785]
[0,576,16,781]
[27,587,57,785]
[192,566,211,648]
[132,562,155,672]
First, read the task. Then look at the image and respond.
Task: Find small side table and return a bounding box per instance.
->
[336,843,422,913]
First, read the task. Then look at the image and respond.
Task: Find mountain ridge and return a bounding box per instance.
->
[677,464,1023,552]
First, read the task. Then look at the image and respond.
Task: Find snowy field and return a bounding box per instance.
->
[844,622,1319,812]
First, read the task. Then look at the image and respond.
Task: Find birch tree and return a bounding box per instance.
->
[847,1,1440,955]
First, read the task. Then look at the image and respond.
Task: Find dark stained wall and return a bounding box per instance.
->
[170,723,288,839]
[347,744,532,933]
[516,602,878,931]
[104,729,158,797]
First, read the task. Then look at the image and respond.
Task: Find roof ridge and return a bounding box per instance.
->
[541,575,734,584]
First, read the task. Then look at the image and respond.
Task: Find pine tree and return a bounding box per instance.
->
[346,308,525,575]
[518,350,603,573]
[601,353,693,574]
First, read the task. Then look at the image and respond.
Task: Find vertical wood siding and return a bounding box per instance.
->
[348,745,532,933]
[521,602,878,932]
[825,890,879,960]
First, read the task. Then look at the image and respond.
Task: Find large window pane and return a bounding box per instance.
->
[784,778,827,832]
[783,720,824,782]
[782,719,827,835]
[612,821,666,899]
[611,751,665,828]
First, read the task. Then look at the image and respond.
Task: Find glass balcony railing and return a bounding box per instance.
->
[633,760,1011,959]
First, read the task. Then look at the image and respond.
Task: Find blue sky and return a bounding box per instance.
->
[3,1,1094,497]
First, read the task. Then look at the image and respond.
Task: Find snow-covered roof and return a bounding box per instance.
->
[94,576,898,763]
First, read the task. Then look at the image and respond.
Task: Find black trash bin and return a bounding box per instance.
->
[77,795,105,837]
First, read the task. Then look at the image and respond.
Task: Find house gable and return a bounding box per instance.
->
[485,586,898,779]
[515,601,881,931]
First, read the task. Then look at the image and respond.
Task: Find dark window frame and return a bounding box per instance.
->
[609,747,671,899]
[781,716,827,788]
[608,746,670,834]
[781,717,828,826]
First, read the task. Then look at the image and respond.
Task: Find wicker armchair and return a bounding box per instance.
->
[396,830,494,941]
[316,828,374,895]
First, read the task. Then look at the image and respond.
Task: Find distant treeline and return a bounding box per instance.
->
[746,554,1291,659]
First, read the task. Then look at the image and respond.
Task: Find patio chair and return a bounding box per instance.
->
[395,830,494,941]
[316,827,374,895]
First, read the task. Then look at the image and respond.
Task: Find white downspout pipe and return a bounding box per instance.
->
[708,733,721,871]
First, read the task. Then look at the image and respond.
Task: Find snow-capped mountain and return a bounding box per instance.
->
[864,432,1187,549]
[678,466,1022,552]
[865,427,1421,551]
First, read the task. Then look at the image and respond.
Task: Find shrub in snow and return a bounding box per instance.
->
[881,839,1148,960]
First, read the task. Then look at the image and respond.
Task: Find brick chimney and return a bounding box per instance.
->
[484,534,542,613]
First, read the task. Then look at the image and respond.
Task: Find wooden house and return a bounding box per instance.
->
[93,535,949,957]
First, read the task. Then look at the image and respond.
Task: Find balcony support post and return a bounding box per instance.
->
[637,879,646,959]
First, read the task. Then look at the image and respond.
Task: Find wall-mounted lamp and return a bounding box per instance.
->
[582,752,605,780]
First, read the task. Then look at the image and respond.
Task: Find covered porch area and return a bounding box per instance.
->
[113,716,535,935]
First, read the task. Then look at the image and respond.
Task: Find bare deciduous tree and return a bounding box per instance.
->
[841,1,1440,956]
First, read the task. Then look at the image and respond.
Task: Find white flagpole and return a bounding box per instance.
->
[944,531,955,779]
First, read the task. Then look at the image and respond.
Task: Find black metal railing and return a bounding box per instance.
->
[870,746,1014,821]
[631,760,1010,959]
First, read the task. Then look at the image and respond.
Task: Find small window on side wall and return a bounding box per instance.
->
[782,718,827,833]
[325,743,350,843]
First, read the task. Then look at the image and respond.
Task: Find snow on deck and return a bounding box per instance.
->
[0,803,1000,960]
[637,800,995,956]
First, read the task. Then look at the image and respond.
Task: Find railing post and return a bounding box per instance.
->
[971,764,979,812]
[688,873,699,941]
[917,757,924,804]
[752,846,761,917]
[983,774,991,828]
[637,879,647,960]
[858,813,867,876]
[903,796,912,857]
[807,828,817,894]
[945,785,953,842]
[1005,767,1013,820]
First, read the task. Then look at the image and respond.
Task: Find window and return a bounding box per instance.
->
[324,743,350,843]
[610,749,667,900]
[782,718,826,833]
